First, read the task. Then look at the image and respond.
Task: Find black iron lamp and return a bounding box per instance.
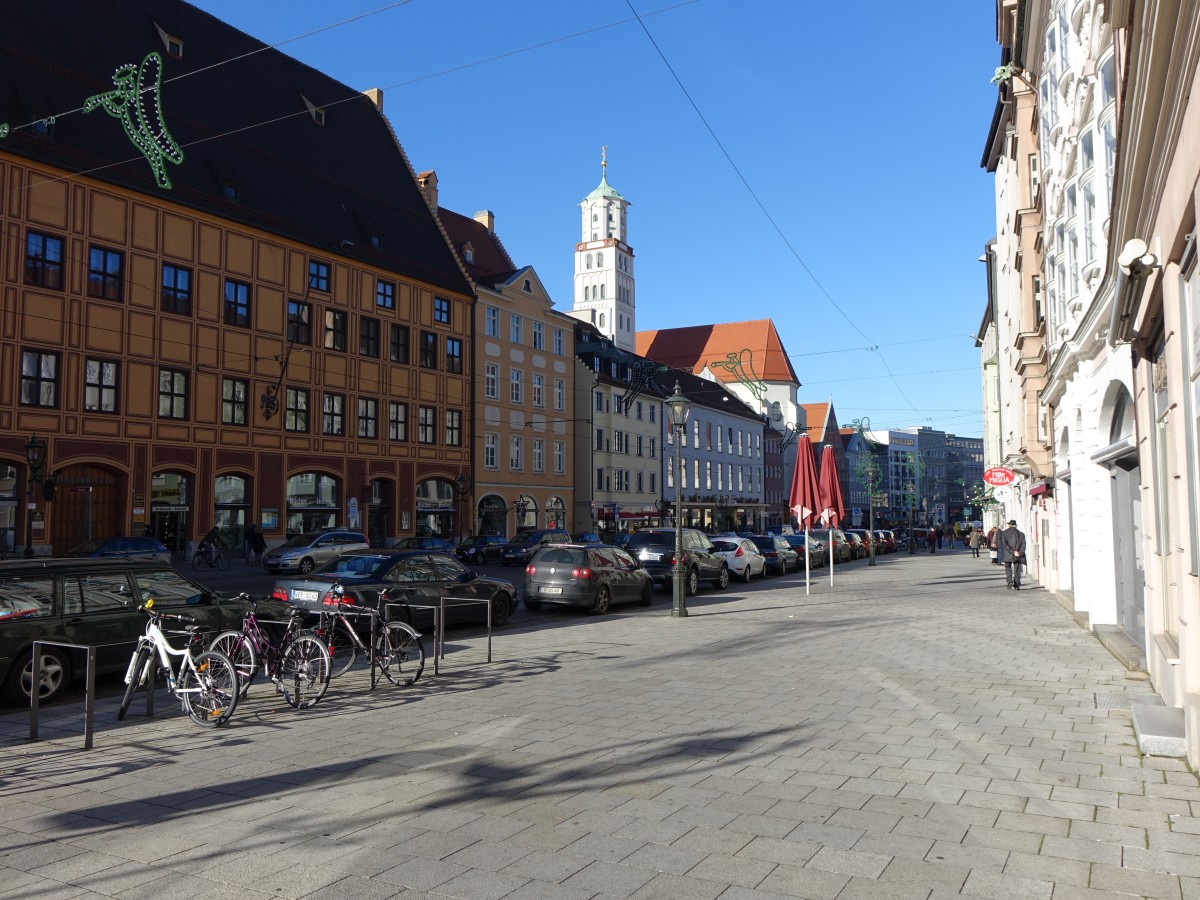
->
[665,381,691,618]
[23,435,47,558]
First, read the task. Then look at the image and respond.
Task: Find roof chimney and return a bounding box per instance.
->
[362,87,383,112]
[474,210,495,234]
[416,170,438,214]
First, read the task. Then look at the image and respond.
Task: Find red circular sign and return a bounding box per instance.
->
[983,466,1017,486]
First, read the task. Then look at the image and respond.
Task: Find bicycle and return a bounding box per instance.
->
[312,583,425,686]
[116,598,240,728]
[191,542,229,572]
[209,595,331,709]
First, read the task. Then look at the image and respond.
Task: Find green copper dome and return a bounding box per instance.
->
[585,174,624,201]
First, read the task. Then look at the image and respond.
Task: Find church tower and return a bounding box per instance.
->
[571,148,635,351]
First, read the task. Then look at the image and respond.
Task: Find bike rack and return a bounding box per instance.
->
[401,596,492,676]
[28,638,137,749]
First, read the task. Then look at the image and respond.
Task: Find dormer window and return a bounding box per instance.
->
[224,182,240,201]
[370,233,382,249]
[300,94,325,126]
[154,23,184,58]
[523,279,532,292]
[462,242,474,264]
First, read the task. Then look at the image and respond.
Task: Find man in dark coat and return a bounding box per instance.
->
[997,519,1027,589]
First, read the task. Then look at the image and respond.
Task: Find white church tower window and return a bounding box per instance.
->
[571,146,635,351]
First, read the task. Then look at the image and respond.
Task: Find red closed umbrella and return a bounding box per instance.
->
[788,435,821,593]
[817,444,846,585]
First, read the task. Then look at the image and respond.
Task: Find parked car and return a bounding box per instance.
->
[455,535,507,565]
[710,537,767,582]
[844,532,867,559]
[809,528,852,564]
[0,558,276,704]
[263,530,369,575]
[845,529,877,558]
[781,533,825,568]
[625,529,730,596]
[500,529,570,566]
[524,544,653,614]
[67,536,171,564]
[273,550,518,628]
[394,536,456,553]
[747,535,800,575]
[571,532,603,544]
[874,530,896,553]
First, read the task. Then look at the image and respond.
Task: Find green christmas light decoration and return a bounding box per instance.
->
[711,349,767,405]
[619,360,668,414]
[0,124,9,139]
[779,422,807,452]
[84,52,183,189]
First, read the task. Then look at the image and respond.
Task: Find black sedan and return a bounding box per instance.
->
[271,550,519,628]
[523,544,653,614]
[455,535,507,565]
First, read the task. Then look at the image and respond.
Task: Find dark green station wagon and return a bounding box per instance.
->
[0,558,269,704]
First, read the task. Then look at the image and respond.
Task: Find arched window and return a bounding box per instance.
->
[597,252,604,267]
[599,313,606,328]
[214,474,249,549]
[600,284,606,299]
[286,473,340,534]
[586,253,593,269]
[592,213,598,223]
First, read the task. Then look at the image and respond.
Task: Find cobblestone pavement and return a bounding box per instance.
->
[2,549,1195,899]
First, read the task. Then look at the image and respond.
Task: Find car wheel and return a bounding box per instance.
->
[638,581,653,606]
[759,560,768,579]
[713,565,729,590]
[298,556,315,575]
[591,585,611,615]
[5,647,70,704]
[524,596,543,611]
[490,594,512,627]
[685,567,699,597]
[741,562,752,583]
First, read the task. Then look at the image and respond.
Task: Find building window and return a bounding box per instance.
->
[553,327,565,355]
[389,324,409,363]
[360,317,380,357]
[509,436,523,470]
[418,406,436,444]
[287,300,311,344]
[509,314,522,344]
[445,410,462,446]
[596,467,605,490]
[446,337,463,374]
[596,428,605,451]
[309,259,330,292]
[322,393,345,435]
[649,438,657,459]
[158,368,188,419]
[650,472,657,494]
[533,439,545,473]
[510,369,524,404]
[324,310,347,351]
[553,441,565,474]
[376,279,395,309]
[158,264,192,315]
[419,331,437,368]
[25,232,64,289]
[388,402,408,440]
[434,297,450,324]
[84,358,118,412]
[221,377,248,425]
[484,363,499,400]
[285,388,308,432]
[224,279,251,327]
[532,374,544,408]
[358,398,378,438]
[485,306,499,337]
[88,246,123,301]
[554,379,565,411]
[533,321,545,350]
[21,350,59,407]
[595,391,604,412]
[224,182,240,201]
[484,433,498,469]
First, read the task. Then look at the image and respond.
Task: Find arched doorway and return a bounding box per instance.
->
[477,495,506,536]
[215,474,249,553]
[51,464,123,554]
[0,463,16,555]
[286,473,340,534]
[514,493,536,531]
[1101,386,1144,648]
[544,496,566,530]
[415,478,455,537]
[151,470,191,558]
[367,479,392,547]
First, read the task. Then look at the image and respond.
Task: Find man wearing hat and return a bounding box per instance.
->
[997,519,1026,589]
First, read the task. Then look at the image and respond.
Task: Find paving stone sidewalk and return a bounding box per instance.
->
[2,550,1196,900]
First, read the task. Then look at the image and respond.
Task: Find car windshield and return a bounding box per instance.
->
[280,532,322,548]
[317,555,388,578]
[459,537,486,547]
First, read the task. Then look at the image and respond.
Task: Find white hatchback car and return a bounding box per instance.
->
[709,537,767,583]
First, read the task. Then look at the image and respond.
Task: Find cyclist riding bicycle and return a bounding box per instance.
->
[199,525,223,564]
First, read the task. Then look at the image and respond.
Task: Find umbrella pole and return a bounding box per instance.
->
[829,527,835,587]
[804,527,810,595]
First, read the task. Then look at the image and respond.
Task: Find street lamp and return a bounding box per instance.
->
[511,496,529,531]
[453,472,472,543]
[23,435,47,559]
[665,381,691,618]
[654,496,671,525]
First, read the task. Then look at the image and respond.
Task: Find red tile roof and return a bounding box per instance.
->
[800,403,834,444]
[636,319,799,386]
[437,207,516,281]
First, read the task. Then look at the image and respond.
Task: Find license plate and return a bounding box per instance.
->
[641,552,661,561]
[293,590,319,602]
[540,586,563,595]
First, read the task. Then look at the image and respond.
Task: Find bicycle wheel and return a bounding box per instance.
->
[323,617,359,678]
[375,622,424,687]
[278,635,330,709]
[210,631,257,697]
[180,651,239,728]
[117,647,151,721]
[190,552,206,572]
[215,551,229,571]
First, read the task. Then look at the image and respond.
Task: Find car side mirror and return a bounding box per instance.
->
[460,571,474,582]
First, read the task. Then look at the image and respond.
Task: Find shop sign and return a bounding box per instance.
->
[983,466,1017,486]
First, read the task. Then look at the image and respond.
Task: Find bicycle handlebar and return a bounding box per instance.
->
[138,605,195,624]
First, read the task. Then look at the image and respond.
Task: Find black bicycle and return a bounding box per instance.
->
[312,584,425,686]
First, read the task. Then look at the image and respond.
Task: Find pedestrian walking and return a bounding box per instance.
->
[986,526,999,564]
[928,525,937,553]
[245,523,267,565]
[998,519,1027,589]
[969,527,982,558]
[936,524,944,549]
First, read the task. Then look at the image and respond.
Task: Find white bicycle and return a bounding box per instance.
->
[116,598,240,728]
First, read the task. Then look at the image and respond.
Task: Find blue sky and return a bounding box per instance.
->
[189,0,998,437]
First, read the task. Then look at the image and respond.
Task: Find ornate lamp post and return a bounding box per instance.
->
[453,472,472,543]
[665,381,691,618]
[654,496,671,526]
[511,496,529,532]
[23,435,47,559]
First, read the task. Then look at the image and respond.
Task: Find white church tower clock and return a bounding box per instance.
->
[572,148,635,351]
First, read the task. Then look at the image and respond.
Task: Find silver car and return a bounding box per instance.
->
[263,530,369,575]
